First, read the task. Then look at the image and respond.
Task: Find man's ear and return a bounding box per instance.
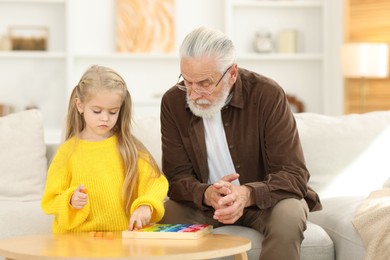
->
[228,64,238,85]
[75,98,84,114]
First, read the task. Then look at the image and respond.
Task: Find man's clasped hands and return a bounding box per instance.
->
[203,173,254,224]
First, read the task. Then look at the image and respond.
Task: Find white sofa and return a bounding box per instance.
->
[298,111,390,260]
[1,109,390,260]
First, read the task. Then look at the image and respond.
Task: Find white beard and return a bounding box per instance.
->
[187,83,230,119]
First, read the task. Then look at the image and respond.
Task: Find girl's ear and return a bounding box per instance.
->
[75,98,84,114]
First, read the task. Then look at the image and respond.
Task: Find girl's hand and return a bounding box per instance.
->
[70,185,88,209]
[128,205,152,230]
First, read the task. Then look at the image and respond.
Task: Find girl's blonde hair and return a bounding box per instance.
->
[65,65,161,213]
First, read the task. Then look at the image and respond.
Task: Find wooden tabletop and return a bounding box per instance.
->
[0,232,251,260]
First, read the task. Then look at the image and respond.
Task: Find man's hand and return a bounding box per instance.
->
[70,185,88,209]
[213,185,253,224]
[203,173,239,209]
[204,173,255,224]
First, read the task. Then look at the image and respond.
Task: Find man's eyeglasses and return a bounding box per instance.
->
[175,65,233,96]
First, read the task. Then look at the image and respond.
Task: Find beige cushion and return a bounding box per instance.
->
[0,109,47,201]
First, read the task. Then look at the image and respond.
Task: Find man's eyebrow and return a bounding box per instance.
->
[182,76,213,84]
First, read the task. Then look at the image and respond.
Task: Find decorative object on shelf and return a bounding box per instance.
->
[342,42,389,113]
[253,30,273,53]
[25,104,39,110]
[9,26,48,51]
[116,0,175,53]
[286,94,305,113]
[0,103,14,117]
[0,35,12,51]
[277,29,298,53]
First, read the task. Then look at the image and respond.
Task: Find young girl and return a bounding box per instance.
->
[41,65,168,233]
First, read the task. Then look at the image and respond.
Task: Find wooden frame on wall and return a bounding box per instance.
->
[344,0,390,114]
[116,0,175,53]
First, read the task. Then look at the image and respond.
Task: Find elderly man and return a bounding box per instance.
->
[160,26,321,260]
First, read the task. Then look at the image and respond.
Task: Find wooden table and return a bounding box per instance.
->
[0,232,251,260]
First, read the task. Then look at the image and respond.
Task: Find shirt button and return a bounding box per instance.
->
[229,144,234,149]
[235,165,241,169]
[224,122,230,127]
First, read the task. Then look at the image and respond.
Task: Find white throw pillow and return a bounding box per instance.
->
[0,109,47,201]
[295,111,390,199]
[384,177,390,188]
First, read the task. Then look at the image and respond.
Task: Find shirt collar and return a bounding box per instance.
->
[226,69,244,109]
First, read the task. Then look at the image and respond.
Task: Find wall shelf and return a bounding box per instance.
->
[237,53,323,61]
[225,0,327,113]
[74,53,179,61]
[0,0,65,3]
[231,0,323,8]
[0,51,66,59]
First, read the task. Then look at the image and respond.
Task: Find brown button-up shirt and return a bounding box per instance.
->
[160,68,321,212]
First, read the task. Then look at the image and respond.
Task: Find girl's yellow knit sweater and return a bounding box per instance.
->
[41,135,168,233]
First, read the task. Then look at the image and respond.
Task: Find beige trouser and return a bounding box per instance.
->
[160,198,309,260]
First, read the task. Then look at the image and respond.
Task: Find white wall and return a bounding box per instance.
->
[323,0,344,116]
[66,0,343,116]
[68,0,224,54]
[66,0,226,121]
[0,0,344,144]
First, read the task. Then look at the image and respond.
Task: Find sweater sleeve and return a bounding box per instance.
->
[130,156,169,223]
[41,143,90,231]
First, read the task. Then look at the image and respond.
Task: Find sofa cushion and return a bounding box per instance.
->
[0,201,52,240]
[308,197,365,260]
[295,111,390,199]
[0,109,47,201]
[132,116,162,169]
[213,222,334,260]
